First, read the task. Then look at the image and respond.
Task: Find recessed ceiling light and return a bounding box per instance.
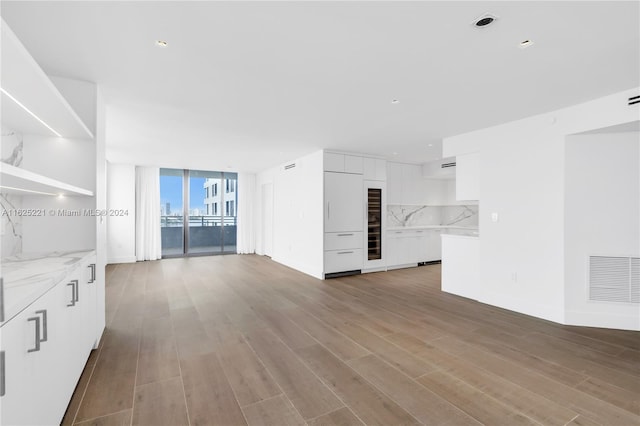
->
[519,39,534,49]
[392,152,398,156]
[155,40,168,48]
[391,99,400,104]
[428,144,433,147]
[473,13,499,28]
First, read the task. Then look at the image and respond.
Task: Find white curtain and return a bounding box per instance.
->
[236,173,256,254]
[135,166,162,261]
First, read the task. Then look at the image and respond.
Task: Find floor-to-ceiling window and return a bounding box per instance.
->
[160,168,237,257]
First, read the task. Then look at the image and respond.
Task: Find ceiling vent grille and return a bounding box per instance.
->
[284,163,296,170]
[589,256,639,303]
[441,162,456,169]
[629,95,640,106]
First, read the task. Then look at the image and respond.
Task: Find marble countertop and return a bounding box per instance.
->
[1,249,95,325]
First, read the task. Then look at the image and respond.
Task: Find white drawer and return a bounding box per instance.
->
[324,232,363,250]
[325,249,363,274]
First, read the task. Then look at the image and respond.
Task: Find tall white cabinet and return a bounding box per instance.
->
[323,152,387,277]
[0,20,105,425]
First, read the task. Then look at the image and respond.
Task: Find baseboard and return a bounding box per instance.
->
[107,256,137,264]
[565,309,640,331]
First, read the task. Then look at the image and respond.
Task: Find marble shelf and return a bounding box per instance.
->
[0,162,93,196]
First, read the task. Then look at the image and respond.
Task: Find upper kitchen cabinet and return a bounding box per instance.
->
[363,157,386,181]
[324,152,363,174]
[422,158,456,180]
[456,152,480,201]
[387,162,403,204]
[1,20,93,139]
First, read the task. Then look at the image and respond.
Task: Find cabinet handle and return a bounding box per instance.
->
[27,317,41,353]
[416,230,423,233]
[67,282,76,307]
[337,233,354,237]
[0,277,4,323]
[0,350,5,397]
[337,251,354,255]
[73,280,79,302]
[395,231,402,234]
[88,264,96,283]
[36,309,48,343]
[327,202,331,219]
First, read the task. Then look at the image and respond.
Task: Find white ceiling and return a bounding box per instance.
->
[2,1,638,173]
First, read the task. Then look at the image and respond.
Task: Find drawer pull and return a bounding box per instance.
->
[88,263,96,283]
[337,233,354,237]
[337,251,354,255]
[27,317,41,353]
[67,282,76,307]
[0,350,5,397]
[35,309,48,342]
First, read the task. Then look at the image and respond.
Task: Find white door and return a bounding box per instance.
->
[325,172,363,233]
[262,183,274,257]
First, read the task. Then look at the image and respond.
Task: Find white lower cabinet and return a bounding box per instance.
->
[386,229,443,269]
[0,255,98,425]
[325,249,364,274]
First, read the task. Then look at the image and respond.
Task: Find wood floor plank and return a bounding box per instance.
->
[306,407,365,426]
[575,376,640,415]
[417,371,538,426]
[349,354,480,425]
[74,409,132,426]
[241,395,306,426]
[131,377,189,426]
[243,328,343,419]
[296,344,421,426]
[213,325,282,406]
[180,352,248,426]
[284,307,371,361]
[254,306,318,350]
[136,332,180,386]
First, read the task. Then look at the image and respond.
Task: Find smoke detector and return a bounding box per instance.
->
[472,13,499,27]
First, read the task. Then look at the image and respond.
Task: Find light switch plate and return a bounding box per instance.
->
[491,212,499,223]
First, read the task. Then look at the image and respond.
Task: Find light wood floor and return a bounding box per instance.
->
[62,255,639,426]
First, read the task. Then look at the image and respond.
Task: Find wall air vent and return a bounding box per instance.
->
[589,256,640,303]
[441,162,456,169]
[629,95,640,106]
[284,163,296,170]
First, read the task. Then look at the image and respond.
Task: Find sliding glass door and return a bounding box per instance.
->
[160,168,237,257]
[160,168,184,256]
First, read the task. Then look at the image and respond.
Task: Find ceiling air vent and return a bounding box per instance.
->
[284,163,296,170]
[629,95,640,106]
[441,162,456,169]
[589,256,640,303]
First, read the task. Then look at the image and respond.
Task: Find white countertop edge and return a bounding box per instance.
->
[440,234,480,240]
[387,225,479,231]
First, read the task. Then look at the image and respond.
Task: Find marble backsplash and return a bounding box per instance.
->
[1,126,24,257]
[388,204,478,228]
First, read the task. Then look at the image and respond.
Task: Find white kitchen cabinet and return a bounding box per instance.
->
[324,172,363,233]
[325,249,364,274]
[0,253,97,426]
[323,152,363,174]
[386,163,403,204]
[456,152,480,201]
[363,158,387,181]
[425,229,443,261]
[401,164,422,205]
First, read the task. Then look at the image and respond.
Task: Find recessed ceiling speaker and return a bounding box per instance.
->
[473,13,499,27]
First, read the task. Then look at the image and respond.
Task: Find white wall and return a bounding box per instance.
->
[106,162,136,264]
[256,150,324,278]
[443,87,639,326]
[21,134,96,253]
[564,131,640,330]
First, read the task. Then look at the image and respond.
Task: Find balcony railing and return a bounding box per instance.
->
[161,215,237,227]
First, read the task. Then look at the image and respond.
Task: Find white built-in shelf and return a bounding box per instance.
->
[0,163,93,196]
[1,20,94,139]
